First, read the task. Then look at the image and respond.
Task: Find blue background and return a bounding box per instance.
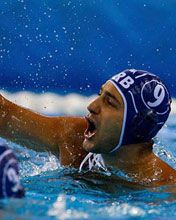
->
[0,0,176,96]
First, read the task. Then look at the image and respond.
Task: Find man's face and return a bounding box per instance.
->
[83,81,124,154]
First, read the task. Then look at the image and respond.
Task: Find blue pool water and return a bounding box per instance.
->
[0,106,176,219]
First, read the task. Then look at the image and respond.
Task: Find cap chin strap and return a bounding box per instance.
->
[79,152,108,172]
[107,80,127,153]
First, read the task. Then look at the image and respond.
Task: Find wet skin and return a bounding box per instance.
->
[83,81,124,154]
[0,81,176,187]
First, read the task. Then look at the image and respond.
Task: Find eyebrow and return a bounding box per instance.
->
[100,87,121,105]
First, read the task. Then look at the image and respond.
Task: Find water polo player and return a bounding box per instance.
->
[0,69,175,187]
[0,143,24,198]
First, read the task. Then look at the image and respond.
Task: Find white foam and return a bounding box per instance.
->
[171,98,176,115]
[48,194,89,219]
[0,90,96,116]
[0,90,175,115]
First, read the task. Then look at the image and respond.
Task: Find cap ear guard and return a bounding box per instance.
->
[129,109,160,143]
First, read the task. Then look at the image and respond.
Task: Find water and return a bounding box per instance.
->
[0,0,176,97]
[0,92,176,219]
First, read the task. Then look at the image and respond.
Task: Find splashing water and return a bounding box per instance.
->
[0,93,176,219]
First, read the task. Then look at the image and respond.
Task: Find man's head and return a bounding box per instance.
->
[83,69,171,154]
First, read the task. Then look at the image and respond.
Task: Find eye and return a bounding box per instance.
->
[106,96,116,107]
[98,91,102,96]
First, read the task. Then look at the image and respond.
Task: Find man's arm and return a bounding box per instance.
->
[0,95,87,162]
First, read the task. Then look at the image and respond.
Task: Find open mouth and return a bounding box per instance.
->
[84,117,97,139]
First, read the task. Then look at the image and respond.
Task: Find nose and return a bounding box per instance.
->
[87,97,101,114]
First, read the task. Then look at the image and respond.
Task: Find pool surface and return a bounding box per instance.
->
[0,113,176,220]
